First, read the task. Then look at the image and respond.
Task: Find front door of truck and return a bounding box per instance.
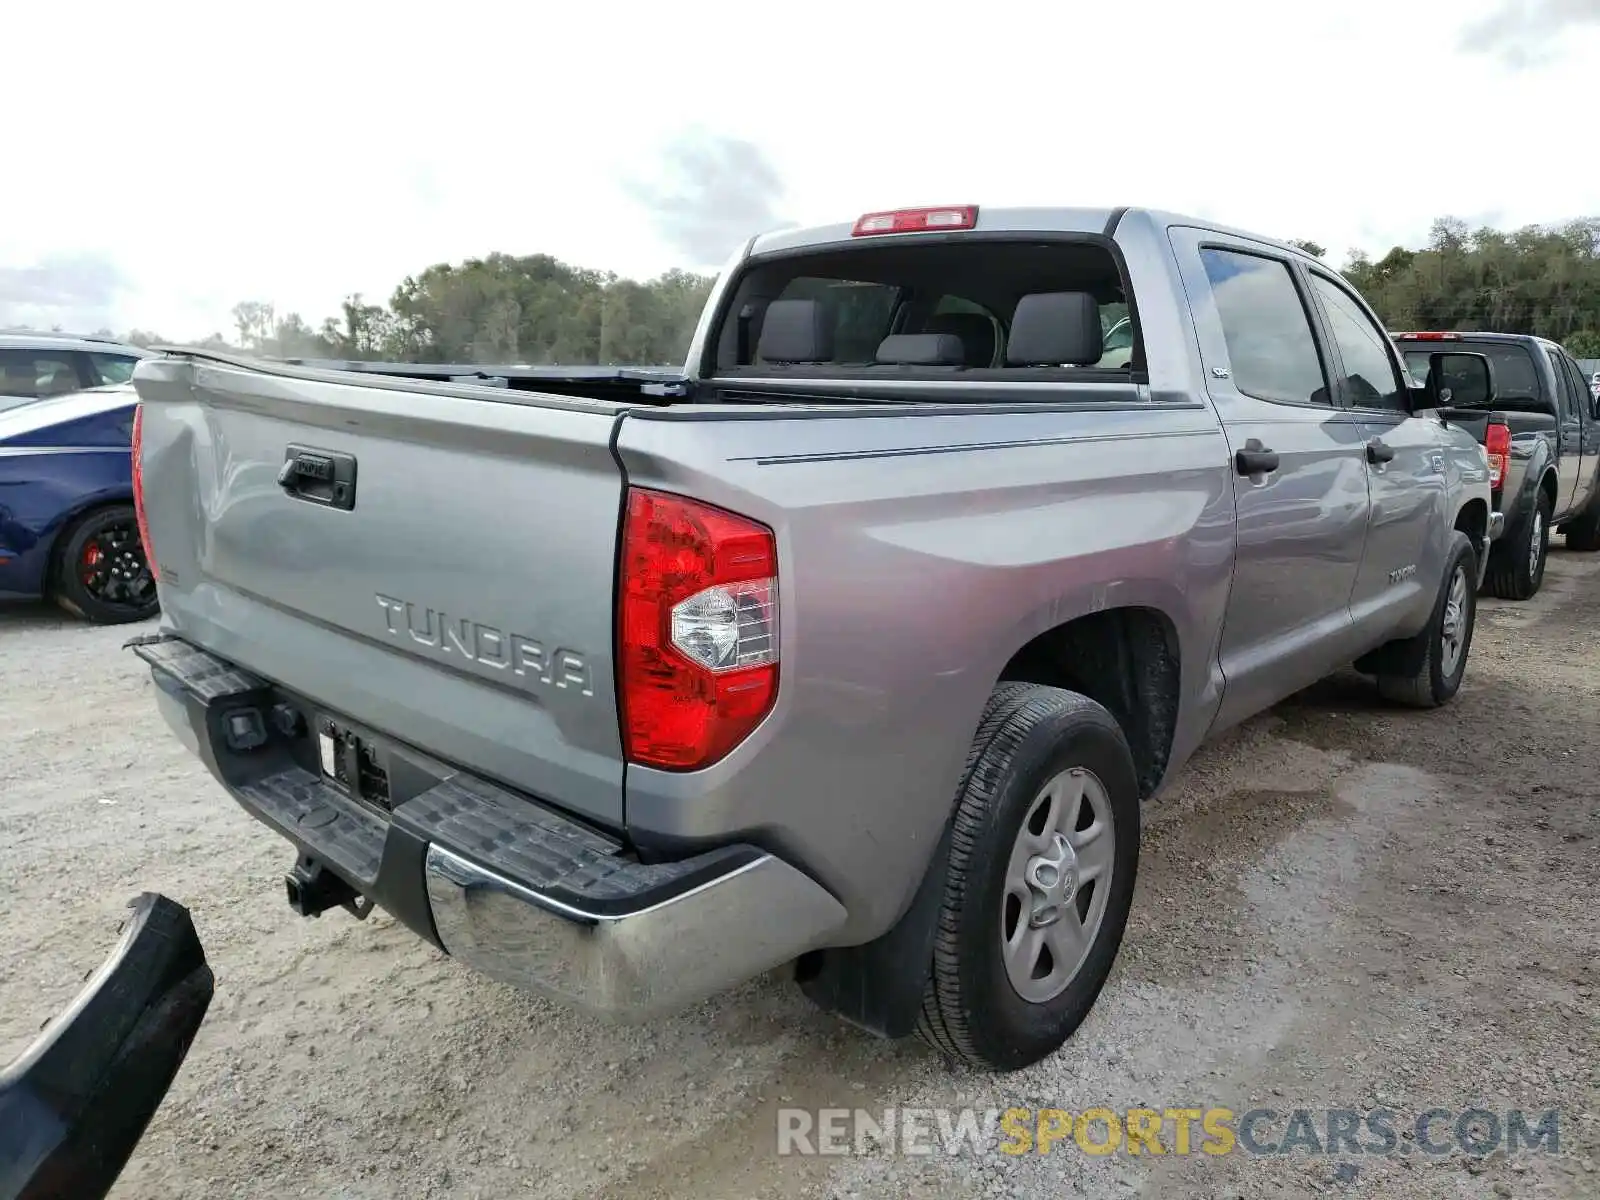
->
[1303,269,1445,646]
[1170,229,1372,730]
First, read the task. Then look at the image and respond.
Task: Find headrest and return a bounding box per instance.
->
[758,299,834,363]
[874,333,967,366]
[1005,292,1104,366]
[925,313,997,367]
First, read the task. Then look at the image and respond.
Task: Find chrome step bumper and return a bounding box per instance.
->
[425,844,844,1016]
[130,632,846,1019]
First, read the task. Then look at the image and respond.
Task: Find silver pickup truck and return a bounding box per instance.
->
[128,205,1496,1072]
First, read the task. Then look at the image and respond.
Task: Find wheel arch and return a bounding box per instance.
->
[1539,466,1559,514]
[1453,495,1489,572]
[993,606,1182,802]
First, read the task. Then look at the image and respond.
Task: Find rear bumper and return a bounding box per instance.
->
[130,634,845,1018]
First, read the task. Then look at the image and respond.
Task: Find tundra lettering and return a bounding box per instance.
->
[373,593,593,696]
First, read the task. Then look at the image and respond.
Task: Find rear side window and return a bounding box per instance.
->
[1308,274,1406,411]
[0,349,86,398]
[1199,249,1328,406]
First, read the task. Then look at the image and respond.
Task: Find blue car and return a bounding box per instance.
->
[0,384,158,624]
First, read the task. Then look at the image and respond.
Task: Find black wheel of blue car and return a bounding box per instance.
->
[52,504,159,625]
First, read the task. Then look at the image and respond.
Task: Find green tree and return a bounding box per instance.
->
[120,211,1600,367]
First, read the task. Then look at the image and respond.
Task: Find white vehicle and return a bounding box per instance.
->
[0,333,151,413]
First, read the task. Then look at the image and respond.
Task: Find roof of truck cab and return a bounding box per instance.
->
[746,206,1318,261]
[1393,331,1563,350]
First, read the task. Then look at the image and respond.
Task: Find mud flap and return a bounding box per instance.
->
[795,821,954,1040]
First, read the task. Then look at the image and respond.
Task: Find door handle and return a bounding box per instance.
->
[1366,438,1396,465]
[1234,439,1280,477]
[278,445,358,510]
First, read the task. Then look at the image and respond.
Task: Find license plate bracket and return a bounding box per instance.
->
[316,718,392,814]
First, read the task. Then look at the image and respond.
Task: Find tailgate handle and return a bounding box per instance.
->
[279,445,357,511]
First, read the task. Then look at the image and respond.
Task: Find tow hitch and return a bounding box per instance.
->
[284,855,373,920]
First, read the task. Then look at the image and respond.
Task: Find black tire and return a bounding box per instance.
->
[1562,508,1600,552]
[916,682,1140,1072]
[1485,492,1550,600]
[1375,531,1478,708]
[51,504,160,625]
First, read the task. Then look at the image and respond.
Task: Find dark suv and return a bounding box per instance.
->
[0,333,152,412]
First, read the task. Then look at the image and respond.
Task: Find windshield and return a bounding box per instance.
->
[1402,343,1542,405]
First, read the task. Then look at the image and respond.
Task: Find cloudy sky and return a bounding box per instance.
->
[4,0,1598,339]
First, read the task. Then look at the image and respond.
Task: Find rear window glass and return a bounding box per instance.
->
[1401,342,1542,405]
[771,277,903,364]
[712,239,1134,376]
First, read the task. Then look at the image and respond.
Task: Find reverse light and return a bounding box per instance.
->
[852,206,978,237]
[130,404,159,581]
[619,488,779,771]
[1485,421,1511,491]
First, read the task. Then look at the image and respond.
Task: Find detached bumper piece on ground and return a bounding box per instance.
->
[0,893,214,1200]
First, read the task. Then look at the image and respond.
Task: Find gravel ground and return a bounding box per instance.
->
[2,552,1597,1200]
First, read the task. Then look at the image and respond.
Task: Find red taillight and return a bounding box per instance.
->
[1485,421,1511,490]
[852,205,978,237]
[130,403,159,581]
[1396,332,1461,341]
[619,488,779,771]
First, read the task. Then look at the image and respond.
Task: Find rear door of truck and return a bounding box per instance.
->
[132,352,632,827]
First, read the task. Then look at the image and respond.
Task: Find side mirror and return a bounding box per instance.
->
[0,894,213,1200]
[1414,351,1496,410]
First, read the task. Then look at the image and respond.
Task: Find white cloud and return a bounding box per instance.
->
[4,0,1599,339]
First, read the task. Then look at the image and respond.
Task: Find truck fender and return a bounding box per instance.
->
[1501,441,1555,542]
[795,819,954,1039]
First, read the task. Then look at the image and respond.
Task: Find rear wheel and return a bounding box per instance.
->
[1486,494,1550,600]
[51,504,159,625]
[1562,508,1600,552]
[916,683,1140,1071]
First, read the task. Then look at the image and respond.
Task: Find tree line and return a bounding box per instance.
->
[115,254,717,368]
[1293,217,1600,358]
[75,214,1600,365]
